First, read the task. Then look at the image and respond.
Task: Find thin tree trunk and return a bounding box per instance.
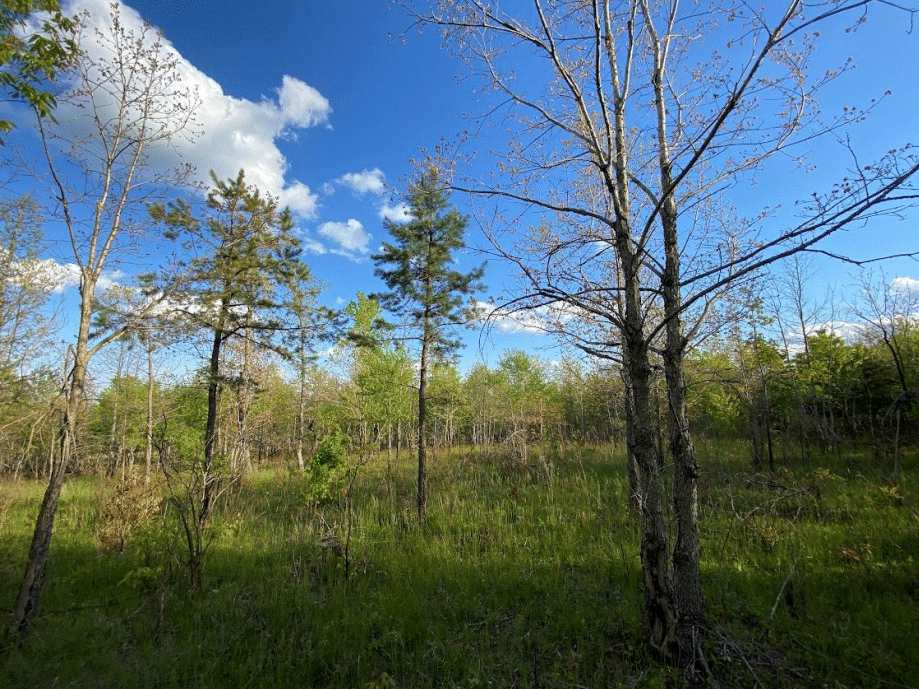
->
[109,342,127,478]
[296,378,307,471]
[202,318,225,524]
[893,405,902,481]
[11,288,93,637]
[662,343,706,668]
[417,328,429,519]
[649,18,707,666]
[621,367,642,514]
[145,343,154,484]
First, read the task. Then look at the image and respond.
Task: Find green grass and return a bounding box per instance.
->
[0,443,916,688]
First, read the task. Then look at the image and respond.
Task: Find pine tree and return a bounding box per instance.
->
[150,170,303,588]
[373,166,483,518]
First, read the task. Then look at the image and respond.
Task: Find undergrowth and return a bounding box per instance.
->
[0,442,915,688]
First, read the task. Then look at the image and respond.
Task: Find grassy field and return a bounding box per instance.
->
[0,442,916,688]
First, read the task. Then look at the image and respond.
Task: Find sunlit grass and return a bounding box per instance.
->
[0,443,915,688]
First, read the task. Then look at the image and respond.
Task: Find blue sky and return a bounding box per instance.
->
[11,0,919,374]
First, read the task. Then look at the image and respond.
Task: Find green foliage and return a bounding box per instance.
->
[159,378,208,460]
[305,431,349,504]
[150,170,306,346]
[373,165,484,358]
[313,431,347,469]
[0,445,915,688]
[352,344,415,428]
[344,292,389,349]
[88,375,150,453]
[0,196,59,474]
[685,326,919,457]
[0,0,78,138]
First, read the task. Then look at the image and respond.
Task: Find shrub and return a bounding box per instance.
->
[306,431,349,504]
[95,477,162,552]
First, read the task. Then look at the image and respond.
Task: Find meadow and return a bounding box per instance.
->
[1,443,916,689]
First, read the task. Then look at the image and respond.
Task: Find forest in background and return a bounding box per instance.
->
[3,279,918,483]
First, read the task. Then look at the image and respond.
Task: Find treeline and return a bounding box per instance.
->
[3,311,915,481]
[688,329,918,472]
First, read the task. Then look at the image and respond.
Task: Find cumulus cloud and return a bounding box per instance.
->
[891,276,919,294]
[33,257,81,293]
[379,202,413,223]
[812,320,864,342]
[338,168,386,195]
[783,320,865,354]
[5,253,123,293]
[63,0,331,218]
[276,75,331,128]
[318,219,371,257]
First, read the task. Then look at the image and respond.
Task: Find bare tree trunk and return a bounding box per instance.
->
[662,342,706,668]
[649,12,707,665]
[764,392,775,474]
[621,366,643,514]
[202,317,225,525]
[11,289,93,637]
[624,330,678,659]
[417,327,429,519]
[296,379,307,471]
[893,405,902,481]
[145,343,154,484]
[108,341,128,478]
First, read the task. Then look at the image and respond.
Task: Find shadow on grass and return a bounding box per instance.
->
[1,446,916,689]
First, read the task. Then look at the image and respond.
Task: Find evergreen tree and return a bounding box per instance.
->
[373,166,483,518]
[150,170,303,588]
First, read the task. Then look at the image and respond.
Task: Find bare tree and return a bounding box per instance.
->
[10,5,197,638]
[412,0,919,673]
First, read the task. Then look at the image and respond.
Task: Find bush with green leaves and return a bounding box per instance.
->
[305,431,349,504]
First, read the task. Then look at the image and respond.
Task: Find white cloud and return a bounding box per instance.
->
[31,257,81,293]
[97,269,125,290]
[379,202,413,223]
[474,300,567,335]
[813,320,864,342]
[891,276,919,294]
[785,320,865,354]
[277,75,331,128]
[474,300,586,335]
[63,0,331,218]
[5,253,124,293]
[338,168,386,195]
[318,219,371,256]
[301,237,328,255]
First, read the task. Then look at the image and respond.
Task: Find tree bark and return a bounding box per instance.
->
[660,172,707,676]
[648,15,707,665]
[11,283,93,637]
[145,342,155,483]
[623,329,678,658]
[416,326,429,520]
[202,316,225,524]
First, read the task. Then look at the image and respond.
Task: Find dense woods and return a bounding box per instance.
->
[1,1,917,688]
